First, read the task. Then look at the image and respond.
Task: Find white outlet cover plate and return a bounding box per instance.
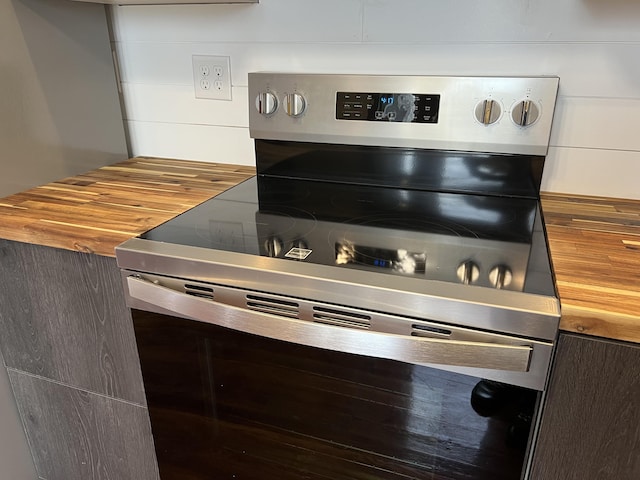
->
[192,55,232,101]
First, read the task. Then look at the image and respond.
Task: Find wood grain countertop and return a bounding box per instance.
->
[0,157,638,343]
[0,157,255,256]
[540,193,640,344]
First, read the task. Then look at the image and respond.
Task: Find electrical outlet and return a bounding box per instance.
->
[192,55,232,100]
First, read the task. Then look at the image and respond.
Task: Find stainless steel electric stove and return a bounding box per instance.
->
[116,73,561,480]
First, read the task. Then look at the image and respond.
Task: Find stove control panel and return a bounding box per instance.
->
[335,92,441,123]
[249,73,559,156]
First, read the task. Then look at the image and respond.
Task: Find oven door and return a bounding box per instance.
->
[126,275,544,480]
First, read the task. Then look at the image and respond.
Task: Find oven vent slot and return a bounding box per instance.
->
[184,284,214,300]
[411,324,452,338]
[312,307,371,330]
[246,295,299,318]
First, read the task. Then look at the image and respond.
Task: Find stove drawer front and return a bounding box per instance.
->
[123,273,553,391]
[132,308,539,480]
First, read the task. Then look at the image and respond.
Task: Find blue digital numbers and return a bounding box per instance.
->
[380,95,394,106]
[373,259,388,268]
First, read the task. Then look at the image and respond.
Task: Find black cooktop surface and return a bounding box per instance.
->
[140,176,555,296]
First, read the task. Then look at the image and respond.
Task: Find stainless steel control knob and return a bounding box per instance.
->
[511,99,540,127]
[489,265,513,289]
[474,99,501,125]
[264,236,284,257]
[456,260,480,285]
[284,92,307,117]
[255,92,278,116]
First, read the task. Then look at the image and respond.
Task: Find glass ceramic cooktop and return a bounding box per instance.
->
[140,176,555,296]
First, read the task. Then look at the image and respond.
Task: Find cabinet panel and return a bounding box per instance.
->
[9,370,158,480]
[0,351,37,480]
[0,240,145,404]
[530,333,640,479]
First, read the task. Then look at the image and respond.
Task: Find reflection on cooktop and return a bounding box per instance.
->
[143,177,536,247]
[139,176,550,293]
[255,176,536,242]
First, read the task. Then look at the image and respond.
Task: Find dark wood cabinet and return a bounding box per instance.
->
[0,240,145,403]
[530,333,640,479]
[9,371,158,480]
[0,240,158,480]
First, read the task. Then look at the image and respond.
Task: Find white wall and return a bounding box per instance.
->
[111,0,640,199]
[0,0,128,198]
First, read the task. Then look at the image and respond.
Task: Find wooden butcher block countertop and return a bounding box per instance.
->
[0,157,255,256]
[540,193,640,344]
[0,157,638,344]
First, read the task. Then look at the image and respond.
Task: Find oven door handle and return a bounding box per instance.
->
[125,275,532,373]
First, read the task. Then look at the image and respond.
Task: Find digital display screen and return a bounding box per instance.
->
[336,92,440,123]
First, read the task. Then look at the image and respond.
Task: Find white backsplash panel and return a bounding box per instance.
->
[111,0,640,199]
